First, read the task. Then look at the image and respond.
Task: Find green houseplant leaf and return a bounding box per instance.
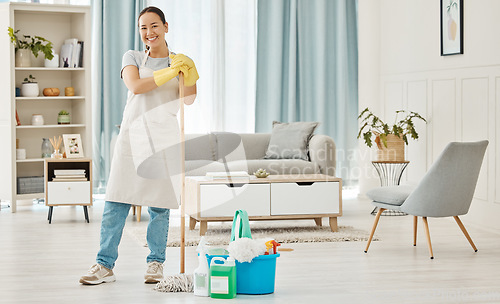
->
[7,27,54,60]
[357,107,427,148]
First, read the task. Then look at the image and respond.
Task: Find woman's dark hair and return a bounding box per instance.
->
[138,6,167,50]
[138,6,166,25]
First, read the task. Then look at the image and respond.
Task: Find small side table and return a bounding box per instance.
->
[371,161,409,216]
[44,158,93,223]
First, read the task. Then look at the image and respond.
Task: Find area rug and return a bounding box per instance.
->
[125,221,379,247]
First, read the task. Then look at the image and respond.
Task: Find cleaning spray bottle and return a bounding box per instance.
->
[194,236,209,297]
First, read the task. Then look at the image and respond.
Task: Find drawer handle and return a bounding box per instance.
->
[67,187,71,190]
[226,183,245,188]
[296,182,314,186]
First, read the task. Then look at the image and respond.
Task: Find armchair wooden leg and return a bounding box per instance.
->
[422,217,434,259]
[454,216,478,252]
[413,216,418,246]
[365,208,385,253]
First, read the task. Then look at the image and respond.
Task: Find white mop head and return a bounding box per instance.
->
[154,274,193,292]
[227,237,266,263]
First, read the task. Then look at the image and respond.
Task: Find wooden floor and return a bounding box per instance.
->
[1,194,500,303]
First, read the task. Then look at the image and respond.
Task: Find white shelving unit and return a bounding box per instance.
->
[0,3,91,212]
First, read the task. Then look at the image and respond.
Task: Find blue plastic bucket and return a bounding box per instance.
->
[206,253,280,295]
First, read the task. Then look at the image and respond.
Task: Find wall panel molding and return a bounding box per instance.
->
[461,77,489,201]
[381,66,499,208]
[406,80,428,183]
[496,77,500,204]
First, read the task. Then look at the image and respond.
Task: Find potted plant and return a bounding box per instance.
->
[57,110,70,124]
[21,74,39,97]
[357,107,427,161]
[8,27,54,67]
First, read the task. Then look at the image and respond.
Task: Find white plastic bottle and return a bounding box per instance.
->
[194,237,209,297]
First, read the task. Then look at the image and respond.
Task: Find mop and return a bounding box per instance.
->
[155,73,194,293]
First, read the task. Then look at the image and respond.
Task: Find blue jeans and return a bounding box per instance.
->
[96,201,170,270]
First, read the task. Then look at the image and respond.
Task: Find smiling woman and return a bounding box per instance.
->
[81,5,199,286]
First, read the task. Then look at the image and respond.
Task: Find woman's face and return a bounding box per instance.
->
[139,12,168,49]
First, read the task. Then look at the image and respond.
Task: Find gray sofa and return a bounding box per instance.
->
[184,132,336,177]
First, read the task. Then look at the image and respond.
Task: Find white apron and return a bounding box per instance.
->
[105,51,181,209]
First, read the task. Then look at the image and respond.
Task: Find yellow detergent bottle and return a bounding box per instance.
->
[209,256,236,299]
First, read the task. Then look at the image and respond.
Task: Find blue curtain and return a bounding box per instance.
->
[91,0,145,193]
[255,0,358,184]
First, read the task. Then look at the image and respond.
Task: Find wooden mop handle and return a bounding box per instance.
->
[179,72,186,274]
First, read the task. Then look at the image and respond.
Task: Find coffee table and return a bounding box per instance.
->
[185,174,342,235]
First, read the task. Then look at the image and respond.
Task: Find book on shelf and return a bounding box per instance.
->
[60,43,73,68]
[53,174,85,178]
[52,177,87,182]
[77,41,84,67]
[205,171,250,180]
[15,109,21,126]
[60,39,84,68]
[54,169,86,176]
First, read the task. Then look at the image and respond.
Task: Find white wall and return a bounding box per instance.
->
[359,0,500,231]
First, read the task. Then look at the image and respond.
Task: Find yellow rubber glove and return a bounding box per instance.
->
[169,54,199,86]
[183,64,199,87]
[170,54,192,67]
[178,65,189,79]
[153,66,179,87]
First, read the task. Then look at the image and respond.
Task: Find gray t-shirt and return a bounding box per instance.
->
[121,50,174,77]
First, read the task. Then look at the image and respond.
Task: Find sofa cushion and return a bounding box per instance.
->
[185,160,227,176]
[239,133,271,160]
[213,132,266,162]
[213,133,271,161]
[264,121,319,161]
[185,134,216,161]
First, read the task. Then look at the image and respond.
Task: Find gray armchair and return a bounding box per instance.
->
[364,141,488,259]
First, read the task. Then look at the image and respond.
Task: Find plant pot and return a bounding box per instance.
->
[44,53,59,68]
[31,114,44,126]
[21,83,39,97]
[57,114,70,124]
[15,49,32,67]
[376,134,405,161]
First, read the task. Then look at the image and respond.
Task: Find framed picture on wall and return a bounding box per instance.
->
[63,134,84,158]
[440,0,463,56]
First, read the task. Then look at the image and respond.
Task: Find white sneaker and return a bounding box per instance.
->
[79,263,116,285]
[144,261,164,283]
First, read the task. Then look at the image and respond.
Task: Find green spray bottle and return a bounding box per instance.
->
[209,256,236,299]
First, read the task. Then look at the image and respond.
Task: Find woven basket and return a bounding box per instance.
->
[376,134,405,161]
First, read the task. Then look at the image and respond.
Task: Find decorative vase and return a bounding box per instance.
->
[57,114,70,124]
[41,138,52,158]
[376,134,405,162]
[44,53,59,68]
[51,149,63,159]
[31,114,44,126]
[15,49,32,67]
[21,83,39,97]
[43,88,60,96]
[65,86,75,96]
